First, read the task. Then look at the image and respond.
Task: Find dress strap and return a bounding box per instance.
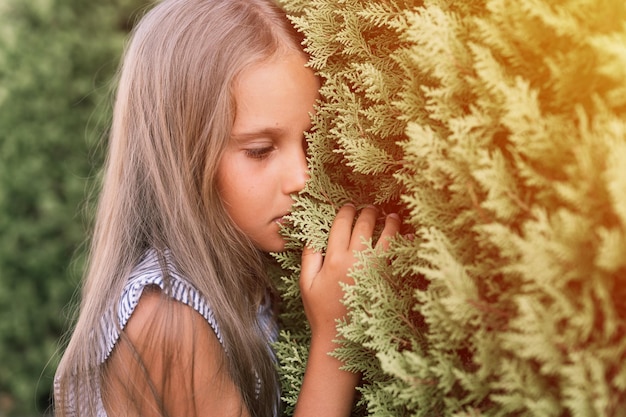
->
[96,249,224,364]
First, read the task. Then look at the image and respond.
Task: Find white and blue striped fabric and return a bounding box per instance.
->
[57,248,277,416]
[95,248,227,364]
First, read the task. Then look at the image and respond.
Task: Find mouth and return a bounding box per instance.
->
[273,213,291,225]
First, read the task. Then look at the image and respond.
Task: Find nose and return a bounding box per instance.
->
[282,146,309,194]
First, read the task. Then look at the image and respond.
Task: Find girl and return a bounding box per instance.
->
[54,0,401,416]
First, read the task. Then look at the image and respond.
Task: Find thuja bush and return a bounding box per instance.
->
[272,1,626,416]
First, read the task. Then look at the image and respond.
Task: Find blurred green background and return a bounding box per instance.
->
[0,0,153,415]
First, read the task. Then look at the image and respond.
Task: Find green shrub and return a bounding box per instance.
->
[274,1,626,415]
[0,1,152,414]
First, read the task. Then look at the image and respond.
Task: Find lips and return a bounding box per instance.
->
[273,213,291,225]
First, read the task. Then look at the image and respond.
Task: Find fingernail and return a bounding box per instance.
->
[387,213,400,220]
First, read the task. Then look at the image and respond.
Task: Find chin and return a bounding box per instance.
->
[256,238,287,253]
[265,243,287,253]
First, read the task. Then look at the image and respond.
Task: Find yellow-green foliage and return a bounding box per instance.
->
[273,0,626,416]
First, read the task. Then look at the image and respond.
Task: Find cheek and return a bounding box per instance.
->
[216,152,239,191]
[215,158,236,205]
[216,157,253,209]
[219,156,263,192]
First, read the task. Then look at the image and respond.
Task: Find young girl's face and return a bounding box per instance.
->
[217,52,320,252]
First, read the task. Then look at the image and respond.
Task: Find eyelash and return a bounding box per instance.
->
[244,134,309,160]
[245,146,274,160]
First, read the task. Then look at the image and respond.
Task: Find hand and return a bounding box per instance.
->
[299,204,401,341]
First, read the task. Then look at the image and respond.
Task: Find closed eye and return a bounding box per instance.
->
[245,146,274,160]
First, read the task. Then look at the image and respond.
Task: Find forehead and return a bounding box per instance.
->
[231,53,320,136]
[234,53,317,104]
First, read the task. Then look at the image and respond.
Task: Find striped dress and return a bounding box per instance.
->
[57,248,278,416]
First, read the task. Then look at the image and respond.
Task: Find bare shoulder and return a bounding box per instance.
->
[124,287,213,344]
[102,286,248,417]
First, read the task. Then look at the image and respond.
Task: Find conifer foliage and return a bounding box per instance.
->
[274,0,626,415]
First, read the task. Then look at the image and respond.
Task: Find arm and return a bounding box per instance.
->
[102,289,249,417]
[102,206,400,417]
[295,205,401,417]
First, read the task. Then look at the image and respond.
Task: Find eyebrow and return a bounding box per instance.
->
[231,127,287,141]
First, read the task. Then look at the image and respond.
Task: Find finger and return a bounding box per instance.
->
[375,213,401,252]
[326,204,357,252]
[349,206,378,250]
[300,245,323,291]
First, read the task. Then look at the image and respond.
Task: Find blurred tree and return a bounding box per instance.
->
[0,0,153,415]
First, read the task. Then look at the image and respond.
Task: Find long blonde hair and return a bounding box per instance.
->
[55,0,305,415]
